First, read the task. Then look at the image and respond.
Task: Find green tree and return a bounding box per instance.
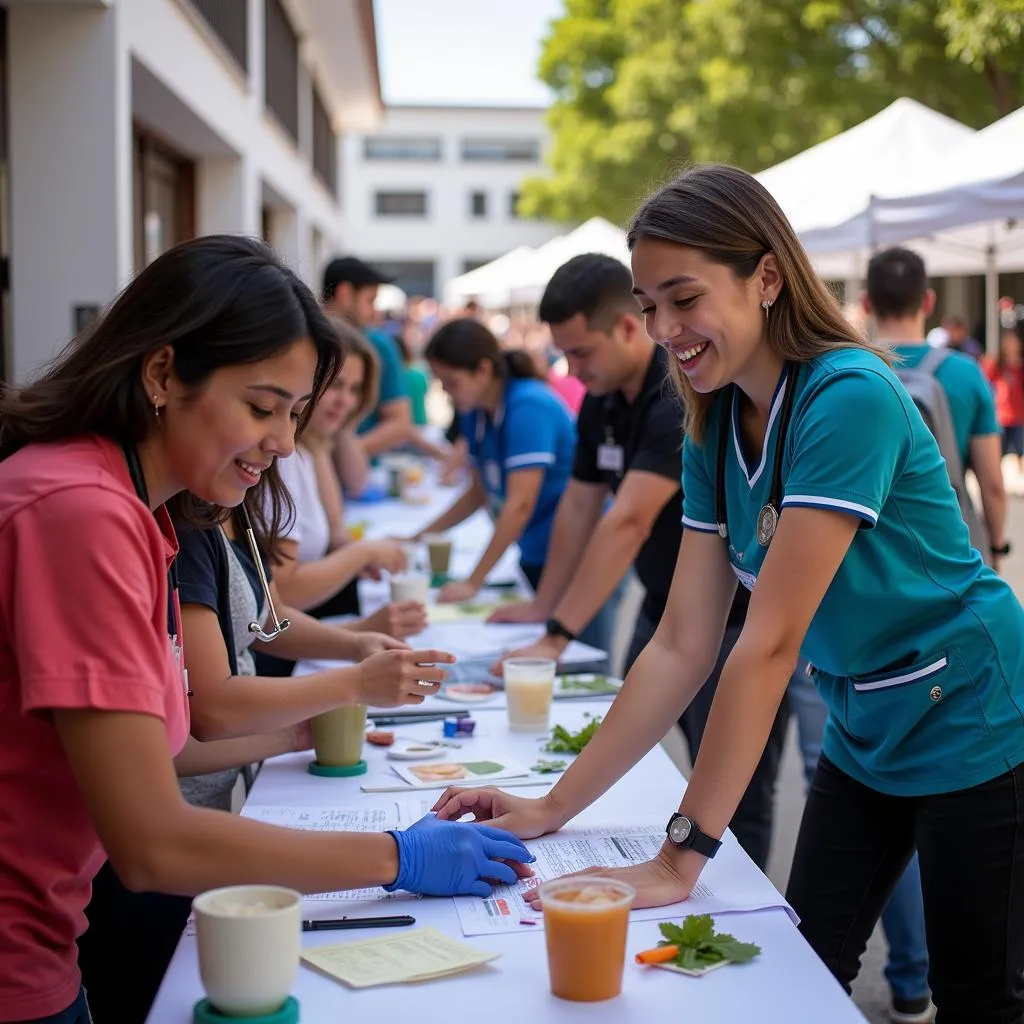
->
[520,0,1024,224]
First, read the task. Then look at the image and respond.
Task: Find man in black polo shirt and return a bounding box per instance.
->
[490,253,788,870]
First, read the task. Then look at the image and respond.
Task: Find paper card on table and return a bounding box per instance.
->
[301,927,499,988]
[453,824,795,936]
[651,959,735,978]
[388,756,532,789]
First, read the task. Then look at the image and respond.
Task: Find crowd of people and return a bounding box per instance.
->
[2,165,1023,1024]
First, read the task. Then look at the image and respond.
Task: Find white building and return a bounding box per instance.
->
[340,104,563,299]
[1,0,382,382]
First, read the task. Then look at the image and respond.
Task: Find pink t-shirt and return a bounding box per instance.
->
[0,435,190,1020]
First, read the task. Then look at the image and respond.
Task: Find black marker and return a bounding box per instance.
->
[302,915,416,932]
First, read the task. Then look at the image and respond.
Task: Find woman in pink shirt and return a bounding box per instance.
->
[0,236,532,1023]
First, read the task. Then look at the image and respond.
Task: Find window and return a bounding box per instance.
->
[312,83,337,197]
[469,190,487,219]
[461,138,540,162]
[463,258,499,274]
[364,137,442,161]
[189,0,248,71]
[264,0,298,142]
[374,191,428,217]
[371,261,437,299]
[508,191,522,219]
[133,128,196,274]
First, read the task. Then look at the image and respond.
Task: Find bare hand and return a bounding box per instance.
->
[487,600,545,624]
[356,648,456,707]
[431,786,559,840]
[360,601,428,640]
[437,579,480,604]
[349,630,409,660]
[358,539,407,575]
[488,636,565,677]
[288,720,313,752]
[523,854,694,911]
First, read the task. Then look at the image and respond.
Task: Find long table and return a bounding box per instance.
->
[148,702,866,1023]
[147,475,866,1022]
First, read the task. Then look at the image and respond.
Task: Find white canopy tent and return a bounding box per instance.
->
[778,105,1024,349]
[442,218,630,309]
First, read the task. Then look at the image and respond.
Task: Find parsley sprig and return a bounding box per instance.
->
[542,715,602,754]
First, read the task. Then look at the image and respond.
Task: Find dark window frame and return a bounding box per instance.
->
[311,82,337,197]
[264,0,299,143]
[374,190,429,217]
[189,0,249,72]
[460,138,540,162]
[363,137,443,161]
[469,190,487,219]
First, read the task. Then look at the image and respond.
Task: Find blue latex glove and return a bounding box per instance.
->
[385,812,535,897]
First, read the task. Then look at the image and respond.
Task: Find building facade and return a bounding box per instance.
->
[2,0,381,382]
[340,104,562,298]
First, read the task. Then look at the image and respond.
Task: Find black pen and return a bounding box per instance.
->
[302,914,416,932]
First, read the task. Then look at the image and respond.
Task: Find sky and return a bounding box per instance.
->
[374,0,562,106]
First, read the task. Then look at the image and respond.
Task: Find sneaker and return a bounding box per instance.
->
[889,995,935,1024]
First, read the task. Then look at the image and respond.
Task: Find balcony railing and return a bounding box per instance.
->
[312,83,337,197]
[190,0,248,72]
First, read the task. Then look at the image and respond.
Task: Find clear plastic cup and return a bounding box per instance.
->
[503,657,556,732]
[541,876,635,1001]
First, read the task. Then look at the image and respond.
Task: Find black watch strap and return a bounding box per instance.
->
[666,812,722,859]
[992,541,1011,557]
[545,618,576,642]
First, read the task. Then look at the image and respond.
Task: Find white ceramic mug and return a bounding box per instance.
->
[390,571,430,605]
[193,885,301,1017]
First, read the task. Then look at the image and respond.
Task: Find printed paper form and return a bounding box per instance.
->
[453,824,796,936]
[241,801,433,903]
[302,927,498,988]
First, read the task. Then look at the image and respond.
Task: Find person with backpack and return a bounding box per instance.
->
[863,248,1006,572]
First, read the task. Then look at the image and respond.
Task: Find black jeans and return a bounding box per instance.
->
[625,603,789,871]
[78,861,191,1024]
[787,754,1024,1024]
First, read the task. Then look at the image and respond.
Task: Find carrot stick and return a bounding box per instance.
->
[635,944,679,965]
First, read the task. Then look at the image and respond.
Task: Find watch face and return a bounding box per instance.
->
[668,815,693,845]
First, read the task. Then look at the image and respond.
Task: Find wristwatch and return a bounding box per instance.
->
[665,812,722,859]
[545,618,576,643]
[992,541,1011,557]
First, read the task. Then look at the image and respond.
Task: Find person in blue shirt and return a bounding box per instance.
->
[430,165,1024,1024]
[415,318,576,604]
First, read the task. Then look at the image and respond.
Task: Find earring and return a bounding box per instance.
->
[761,299,772,319]
[152,394,162,422]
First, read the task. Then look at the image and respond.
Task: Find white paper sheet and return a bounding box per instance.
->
[241,801,434,903]
[453,824,796,936]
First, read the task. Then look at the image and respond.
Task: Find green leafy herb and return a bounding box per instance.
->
[531,759,568,774]
[558,674,613,693]
[542,715,602,754]
[658,914,761,971]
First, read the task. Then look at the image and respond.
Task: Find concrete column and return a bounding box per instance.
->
[198,155,260,237]
[8,5,124,381]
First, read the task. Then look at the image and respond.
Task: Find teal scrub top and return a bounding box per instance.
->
[682,347,1024,796]
[358,327,408,435]
[893,343,1000,465]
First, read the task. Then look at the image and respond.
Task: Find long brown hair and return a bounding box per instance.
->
[324,314,381,428]
[425,317,542,381]
[0,235,343,551]
[628,164,889,443]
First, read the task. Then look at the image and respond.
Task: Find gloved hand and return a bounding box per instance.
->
[385,812,536,897]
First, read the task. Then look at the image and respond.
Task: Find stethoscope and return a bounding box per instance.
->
[122,446,290,653]
[714,363,799,548]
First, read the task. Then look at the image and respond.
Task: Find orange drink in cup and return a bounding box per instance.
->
[541,877,635,1001]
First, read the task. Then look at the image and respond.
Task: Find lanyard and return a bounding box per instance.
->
[714,364,798,548]
[122,444,192,697]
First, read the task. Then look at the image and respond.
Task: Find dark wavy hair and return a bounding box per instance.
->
[0,235,343,551]
[424,317,541,381]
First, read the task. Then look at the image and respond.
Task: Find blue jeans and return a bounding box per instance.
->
[788,667,930,1001]
[28,987,91,1024]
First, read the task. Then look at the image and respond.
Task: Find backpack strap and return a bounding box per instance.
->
[916,346,950,378]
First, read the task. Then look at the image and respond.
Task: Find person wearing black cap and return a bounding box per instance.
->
[322,256,414,459]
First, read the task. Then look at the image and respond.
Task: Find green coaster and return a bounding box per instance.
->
[430,572,449,588]
[193,996,299,1024]
[308,759,368,777]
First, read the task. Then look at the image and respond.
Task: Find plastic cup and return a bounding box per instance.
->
[193,885,301,1016]
[310,704,367,767]
[503,657,556,732]
[390,572,429,605]
[423,533,453,585]
[541,877,635,1002]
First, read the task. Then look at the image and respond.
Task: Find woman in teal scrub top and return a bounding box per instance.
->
[432,165,1024,1024]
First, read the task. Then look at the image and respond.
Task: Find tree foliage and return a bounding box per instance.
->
[520,0,1024,224]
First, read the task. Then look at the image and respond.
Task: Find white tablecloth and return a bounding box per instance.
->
[147,703,866,1023]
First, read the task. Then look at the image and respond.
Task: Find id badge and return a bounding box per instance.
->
[597,443,625,473]
[170,635,189,695]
